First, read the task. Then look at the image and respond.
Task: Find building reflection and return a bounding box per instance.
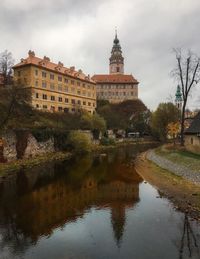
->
[0,150,143,253]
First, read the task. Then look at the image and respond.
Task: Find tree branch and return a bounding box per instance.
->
[187,60,200,94]
[177,56,185,99]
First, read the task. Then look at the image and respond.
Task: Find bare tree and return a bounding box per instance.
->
[0,50,14,85]
[0,85,32,131]
[172,49,200,146]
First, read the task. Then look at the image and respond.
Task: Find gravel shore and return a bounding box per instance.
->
[147,149,200,185]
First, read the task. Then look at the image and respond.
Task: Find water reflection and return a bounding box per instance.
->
[0,144,199,259]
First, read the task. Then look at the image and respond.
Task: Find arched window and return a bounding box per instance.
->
[191,138,193,145]
[116,67,120,72]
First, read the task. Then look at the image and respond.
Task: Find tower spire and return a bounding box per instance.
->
[109,30,124,74]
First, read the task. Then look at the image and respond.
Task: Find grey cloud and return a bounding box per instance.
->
[1,0,200,109]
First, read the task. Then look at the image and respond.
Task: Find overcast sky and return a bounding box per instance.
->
[1,0,200,110]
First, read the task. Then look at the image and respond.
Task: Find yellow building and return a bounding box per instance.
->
[92,32,139,103]
[13,50,96,113]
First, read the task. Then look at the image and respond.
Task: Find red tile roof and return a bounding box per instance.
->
[13,51,95,84]
[92,74,138,84]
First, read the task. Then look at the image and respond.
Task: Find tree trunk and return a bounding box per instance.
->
[180,101,186,146]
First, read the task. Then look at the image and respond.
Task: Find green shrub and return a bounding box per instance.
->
[100,137,115,146]
[68,131,92,154]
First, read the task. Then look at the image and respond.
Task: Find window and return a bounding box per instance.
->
[77,100,81,105]
[42,81,47,88]
[64,86,68,92]
[83,83,85,88]
[58,76,62,82]
[64,78,68,83]
[71,99,75,104]
[42,94,47,100]
[58,106,63,112]
[36,104,39,108]
[83,101,86,105]
[35,70,38,76]
[58,97,62,102]
[88,102,91,106]
[36,93,39,98]
[71,108,75,112]
[51,96,55,101]
[42,71,47,78]
[17,71,21,77]
[116,67,120,72]
[43,105,47,109]
[50,83,55,90]
[65,98,68,103]
[71,87,75,93]
[35,80,38,87]
[77,82,80,86]
[58,84,62,91]
[71,80,74,85]
[77,90,81,95]
[50,74,54,80]
[191,138,193,145]
[51,106,55,111]
[87,85,90,89]
[64,108,69,113]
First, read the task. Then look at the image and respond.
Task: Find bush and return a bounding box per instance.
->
[100,137,115,146]
[68,131,92,154]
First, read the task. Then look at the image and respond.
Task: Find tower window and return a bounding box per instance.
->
[116,67,120,72]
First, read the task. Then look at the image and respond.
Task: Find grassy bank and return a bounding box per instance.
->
[155,145,200,171]
[0,152,72,176]
[135,151,200,219]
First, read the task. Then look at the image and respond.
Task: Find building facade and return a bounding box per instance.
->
[92,32,139,103]
[13,51,96,114]
[185,112,200,154]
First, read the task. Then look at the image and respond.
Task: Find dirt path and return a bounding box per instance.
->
[134,151,200,220]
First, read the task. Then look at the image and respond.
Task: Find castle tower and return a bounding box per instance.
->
[109,31,124,74]
[175,85,183,110]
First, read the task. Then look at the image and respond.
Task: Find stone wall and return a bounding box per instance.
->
[0,131,55,162]
[185,135,200,154]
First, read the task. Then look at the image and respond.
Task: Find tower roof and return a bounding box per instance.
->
[110,32,124,63]
[113,31,119,44]
[175,85,183,102]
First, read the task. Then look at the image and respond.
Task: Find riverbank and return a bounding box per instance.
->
[135,150,200,220]
[0,152,72,177]
[0,140,159,176]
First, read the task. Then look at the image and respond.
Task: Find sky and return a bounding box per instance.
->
[1,0,200,110]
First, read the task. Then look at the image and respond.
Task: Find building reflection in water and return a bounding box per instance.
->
[0,148,143,254]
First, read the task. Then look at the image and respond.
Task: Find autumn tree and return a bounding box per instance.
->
[151,102,180,141]
[172,49,200,146]
[0,50,14,85]
[167,121,180,145]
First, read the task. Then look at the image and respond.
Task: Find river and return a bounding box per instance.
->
[0,144,199,259]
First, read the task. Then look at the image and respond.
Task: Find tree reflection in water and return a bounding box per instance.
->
[179,214,200,259]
